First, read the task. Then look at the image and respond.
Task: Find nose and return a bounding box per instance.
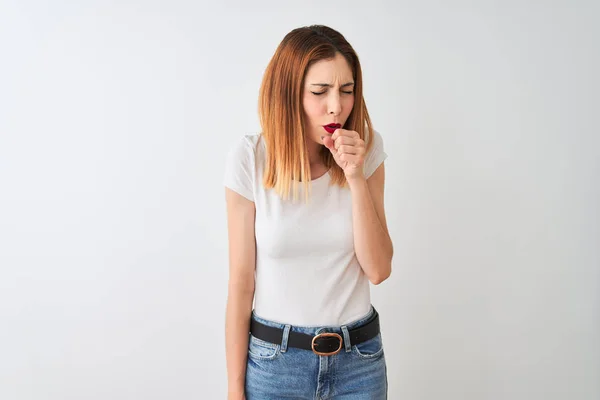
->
[327,92,342,116]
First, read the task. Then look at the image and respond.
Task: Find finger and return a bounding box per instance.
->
[336,138,365,152]
[323,136,335,150]
[339,153,362,164]
[334,136,356,148]
[337,144,359,155]
[332,129,356,141]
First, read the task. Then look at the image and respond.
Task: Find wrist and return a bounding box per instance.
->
[228,382,245,395]
[228,388,245,399]
[346,174,367,189]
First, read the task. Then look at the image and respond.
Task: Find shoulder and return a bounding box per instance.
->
[229,133,262,154]
[225,133,265,166]
[224,134,264,201]
[243,133,263,147]
[367,129,384,147]
[363,129,387,179]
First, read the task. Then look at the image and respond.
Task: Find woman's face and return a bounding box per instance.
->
[302,52,355,146]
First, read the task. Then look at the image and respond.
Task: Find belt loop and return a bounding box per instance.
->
[340,325,352,353]
[280,325,291,353]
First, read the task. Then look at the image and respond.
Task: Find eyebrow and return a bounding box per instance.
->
[310,82,355,88]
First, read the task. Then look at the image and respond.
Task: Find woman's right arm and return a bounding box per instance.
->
[225,188,256,400]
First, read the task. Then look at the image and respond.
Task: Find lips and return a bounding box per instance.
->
[323,123,341,134]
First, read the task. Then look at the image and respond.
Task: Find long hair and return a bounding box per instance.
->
[258,25,374,202]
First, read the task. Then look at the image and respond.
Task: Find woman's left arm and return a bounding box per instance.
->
[348,165,393,285]
[324,129,394,284]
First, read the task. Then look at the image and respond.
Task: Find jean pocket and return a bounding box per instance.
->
[248,334,281,360]
[353,333,384,359]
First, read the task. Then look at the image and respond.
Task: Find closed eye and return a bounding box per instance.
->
[311,91,354,96]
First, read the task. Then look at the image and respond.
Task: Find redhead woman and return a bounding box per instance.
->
[223,25,393,400]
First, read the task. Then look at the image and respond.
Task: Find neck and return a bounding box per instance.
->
[306,139,323,166]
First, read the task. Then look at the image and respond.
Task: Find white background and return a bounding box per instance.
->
[1,1,598,399]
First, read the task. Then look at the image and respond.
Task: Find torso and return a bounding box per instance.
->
[248,134,372,327]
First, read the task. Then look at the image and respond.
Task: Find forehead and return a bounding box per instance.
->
[304,53,353,84]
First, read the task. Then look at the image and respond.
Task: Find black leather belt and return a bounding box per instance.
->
[250,309,380,356]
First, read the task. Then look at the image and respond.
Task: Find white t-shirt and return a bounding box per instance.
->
[223,130,387,326]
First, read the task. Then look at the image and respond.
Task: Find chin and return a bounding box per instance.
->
[309,133,323,143]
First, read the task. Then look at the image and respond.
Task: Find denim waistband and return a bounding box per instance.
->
[250,305,376,336]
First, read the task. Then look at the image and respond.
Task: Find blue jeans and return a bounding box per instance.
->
[245,306,388,399]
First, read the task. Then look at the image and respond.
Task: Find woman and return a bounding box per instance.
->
[223,25,393,399]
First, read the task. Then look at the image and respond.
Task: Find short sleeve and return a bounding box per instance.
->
[223,136,255,201]
[363,129,388,178]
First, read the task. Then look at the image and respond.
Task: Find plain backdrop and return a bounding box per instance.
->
[1,1,598,399]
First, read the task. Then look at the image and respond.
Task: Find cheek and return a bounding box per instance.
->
[343,96,355,115]
[303,96,323,119]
